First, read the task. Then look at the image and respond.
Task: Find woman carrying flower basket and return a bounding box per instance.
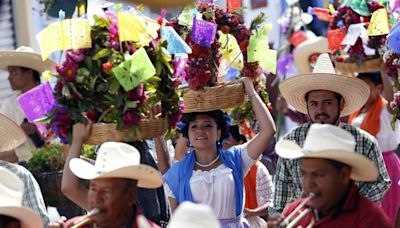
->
[163,77,276,228]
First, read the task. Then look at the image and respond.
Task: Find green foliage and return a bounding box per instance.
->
[28,144,64,173]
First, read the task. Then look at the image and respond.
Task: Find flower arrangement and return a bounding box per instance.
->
[329,1,387,64]
[166,2,266,90]
[383,49,400,127]
[48,9,182,144]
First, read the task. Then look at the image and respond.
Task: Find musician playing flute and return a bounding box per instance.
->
[268,124,391,227]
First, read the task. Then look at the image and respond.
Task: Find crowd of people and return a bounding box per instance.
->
[1,4,400,228]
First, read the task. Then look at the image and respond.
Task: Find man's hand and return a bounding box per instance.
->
[267,214,285,228]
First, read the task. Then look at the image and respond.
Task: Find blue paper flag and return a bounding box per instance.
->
[191,18,217,48]
[388,22,400,53]
[161,26,192,54]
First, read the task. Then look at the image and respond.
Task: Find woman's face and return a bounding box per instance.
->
[188,114,221,150]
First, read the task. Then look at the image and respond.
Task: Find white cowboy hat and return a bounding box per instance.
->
[0,113,27,152]
[0,167,43,228]
[279,53,370,116]
[69,142,163,188]
[167,202,221,228]
[275,124,378,181]
[0,46,56,73]
[294,37,329,74]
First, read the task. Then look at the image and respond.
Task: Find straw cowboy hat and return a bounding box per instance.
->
[294,37,329,74]
[279,53,370,116]
[0,113,27,152]
[69,142,163,188]
[276,124,378,181]
[0,46,56,73]
[0,166,43,228]
[167,202,221,228]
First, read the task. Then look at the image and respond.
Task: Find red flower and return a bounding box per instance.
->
[102,62,113,71]
[123,110,141,128]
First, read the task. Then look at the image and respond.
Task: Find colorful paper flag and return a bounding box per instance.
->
[327,28,346,51]
[218,31,243,70]
[191,18,217,48]
[342,0,370,16]
[227,0,241,12]
[387,22,400,53]
[161,26,192,54]
[313,7,332,22]
[178,3,198,27]
[36,19,92,60]
[248,24,277,73]
[367,8,390,36]
[113,48,156,92]
[289,31,307,47]
[118,12,147,43]
[341,23,364,46]
[17,83,56,122]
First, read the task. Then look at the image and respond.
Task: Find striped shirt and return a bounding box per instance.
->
[0,161,49,226]
[270,123,391,214]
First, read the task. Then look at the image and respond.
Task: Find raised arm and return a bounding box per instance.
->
[153,136,171,174]
[380,69,395,114]
[243,77,276,160]
[61,123,92,211]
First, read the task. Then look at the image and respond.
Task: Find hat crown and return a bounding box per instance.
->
[303,124,356,153]
[0,167,24,207]
[94,142,141,174]
[312,53,336,74]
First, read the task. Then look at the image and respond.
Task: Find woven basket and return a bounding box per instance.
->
[333,58,383,75]
[182,80,245,113]
[85,118,169,145]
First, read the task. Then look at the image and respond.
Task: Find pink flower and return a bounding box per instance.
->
[66,51,85,63]
[56,60,78,82]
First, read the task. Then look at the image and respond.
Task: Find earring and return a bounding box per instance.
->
[186,138,192,147]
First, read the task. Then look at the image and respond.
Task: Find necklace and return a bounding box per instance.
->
[195,155,219,168]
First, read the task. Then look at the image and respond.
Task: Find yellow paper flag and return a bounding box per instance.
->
[218,31,243,70]
[367,8,390,36]
[262,49,277,74]
[118,12,147,44]
[36,19,92,60]
[135,16,161,47]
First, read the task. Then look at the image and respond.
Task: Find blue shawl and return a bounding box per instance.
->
[163,146,244,216]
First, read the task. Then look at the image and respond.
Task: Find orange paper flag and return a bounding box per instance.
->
[313,7,332,22]
[327,28,346,51]
[289,31,307,47]
[227,0,241,12]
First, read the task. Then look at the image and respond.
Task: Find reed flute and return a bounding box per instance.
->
[70,208,100,228]
[279,192,315,227]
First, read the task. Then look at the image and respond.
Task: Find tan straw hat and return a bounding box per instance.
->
[294,37,328,74]
[0,46,56,73]
[279,53,370,116]
[275,124,378,181]
[0,114,27,152]
[70,142,163,188]
[0,166,43,228]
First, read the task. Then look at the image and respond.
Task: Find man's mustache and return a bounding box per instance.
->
[315,113,329,119]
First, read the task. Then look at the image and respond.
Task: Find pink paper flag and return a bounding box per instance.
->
[18,83,56,122]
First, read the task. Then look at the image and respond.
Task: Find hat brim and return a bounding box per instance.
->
[279,73,370,116]
[0,206,43,228]
[69,159,163,188]
[0,51,56,73]
[0,114,27,152]
[276,140,378,181]
[293,37,328,74]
